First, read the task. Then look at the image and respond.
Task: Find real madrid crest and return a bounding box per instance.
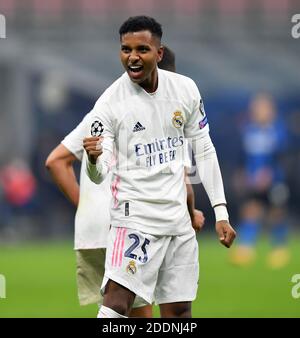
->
[126,260,137,275]
[172,111,184,128]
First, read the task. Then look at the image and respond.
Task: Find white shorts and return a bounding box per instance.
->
[101,226,199,305]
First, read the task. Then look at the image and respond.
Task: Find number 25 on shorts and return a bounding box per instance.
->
[124,234,150,263]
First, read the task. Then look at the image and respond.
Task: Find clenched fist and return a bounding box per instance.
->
[83,136,103,164]
[191,209,205,232]
[215,220,236,248]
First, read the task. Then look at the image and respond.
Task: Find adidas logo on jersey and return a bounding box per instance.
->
[133,122,146,132]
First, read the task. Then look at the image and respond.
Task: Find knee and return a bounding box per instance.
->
[160,302,192,318]
[106,302,129,316]
[103,292,131,316]
[172,304,191,318]
[103,280,135,316]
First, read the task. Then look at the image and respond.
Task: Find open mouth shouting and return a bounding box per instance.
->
[128,64,144,80]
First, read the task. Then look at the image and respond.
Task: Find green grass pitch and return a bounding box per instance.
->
[0,235,299,317]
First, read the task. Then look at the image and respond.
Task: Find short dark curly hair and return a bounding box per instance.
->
[119,16,163,41]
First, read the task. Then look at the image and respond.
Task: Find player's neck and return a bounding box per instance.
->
[139,70,159,93]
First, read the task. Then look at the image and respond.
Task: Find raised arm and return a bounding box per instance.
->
[83,103,115,185]
[83,136,111,184]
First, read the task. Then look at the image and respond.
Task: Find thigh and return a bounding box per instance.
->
[155,231,199,305]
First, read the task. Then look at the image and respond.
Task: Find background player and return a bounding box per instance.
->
[231,93,290,268]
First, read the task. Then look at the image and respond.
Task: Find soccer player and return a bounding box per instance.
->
[230,93,290,268]
[45,45,204,318]
[83,16,236,318]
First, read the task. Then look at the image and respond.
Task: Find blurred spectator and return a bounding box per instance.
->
[286,110,300,205]
[0,158,37,228]
[231,93,290,269]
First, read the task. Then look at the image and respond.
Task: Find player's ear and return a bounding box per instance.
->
[157,45,164,63]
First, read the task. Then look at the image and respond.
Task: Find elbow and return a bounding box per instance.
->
[45,156,53,171]
[45,155,58,172]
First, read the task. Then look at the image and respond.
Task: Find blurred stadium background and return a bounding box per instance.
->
[0,0,300,317]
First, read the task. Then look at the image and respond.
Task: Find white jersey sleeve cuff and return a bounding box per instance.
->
[86,157,105,184]
[214,205,229,222]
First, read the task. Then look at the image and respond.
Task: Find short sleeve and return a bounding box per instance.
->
[61,113,91,161]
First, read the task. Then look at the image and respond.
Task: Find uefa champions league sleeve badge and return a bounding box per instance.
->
[199,99,206,116]
[91,120,104,137]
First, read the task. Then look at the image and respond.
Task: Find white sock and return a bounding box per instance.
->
[97,305,128,318]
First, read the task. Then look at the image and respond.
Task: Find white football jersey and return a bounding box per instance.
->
[62,113,112,249]
[89,68,209,236]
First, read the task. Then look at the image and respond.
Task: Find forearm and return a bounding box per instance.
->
[185,174,195,220]
[192,132,228,221]
[86,160,105,184]
[48,161,79,207]
[86,151,111,184]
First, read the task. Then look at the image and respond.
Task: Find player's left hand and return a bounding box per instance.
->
[215,220,236,248]
[191,209,205,232]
